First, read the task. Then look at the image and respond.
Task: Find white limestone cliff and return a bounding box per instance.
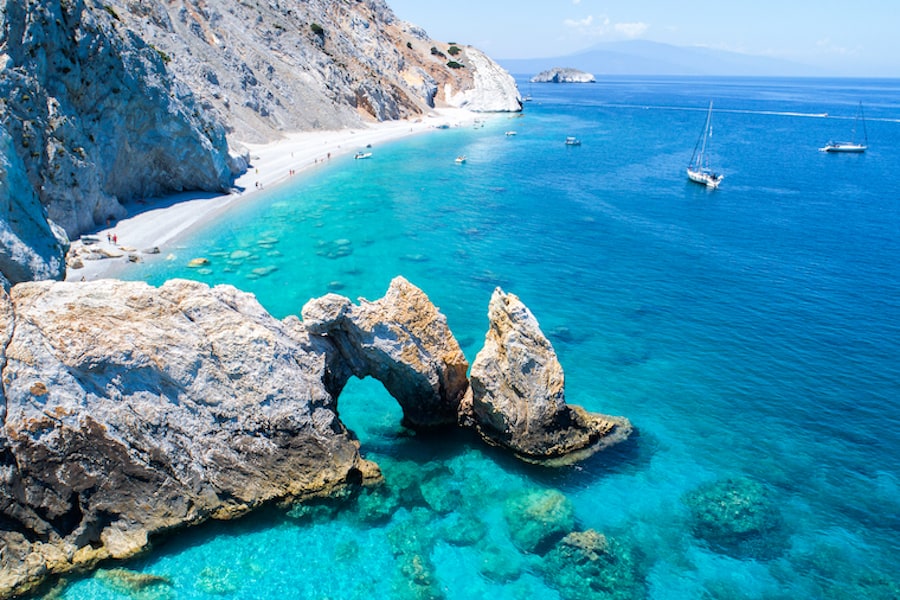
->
[443,46,523,112]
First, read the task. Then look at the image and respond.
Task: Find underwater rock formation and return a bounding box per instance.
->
[503,488,575,555]
[541,529,644,600]
[683,476,787,560]
[468,287,632,465]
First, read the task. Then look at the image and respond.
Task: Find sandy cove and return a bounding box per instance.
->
[66,108,482,281]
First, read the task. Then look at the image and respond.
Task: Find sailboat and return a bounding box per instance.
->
[687,101,723,189]
[819,102,868,153]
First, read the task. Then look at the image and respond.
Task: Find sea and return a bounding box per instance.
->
[57,76,900,599]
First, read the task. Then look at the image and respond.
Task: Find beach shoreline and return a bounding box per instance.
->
[65,108,482,281]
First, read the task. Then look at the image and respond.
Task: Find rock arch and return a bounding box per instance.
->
[301,276,469,429]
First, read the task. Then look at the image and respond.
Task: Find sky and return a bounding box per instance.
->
[387,0,898,77]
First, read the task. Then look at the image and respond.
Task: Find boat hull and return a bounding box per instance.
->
[687,168,722,189]
[819,143,867,153]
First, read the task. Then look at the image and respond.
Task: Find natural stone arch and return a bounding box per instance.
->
[301,276,470,429]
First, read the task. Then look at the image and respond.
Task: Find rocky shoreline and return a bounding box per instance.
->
[0,276,631,597]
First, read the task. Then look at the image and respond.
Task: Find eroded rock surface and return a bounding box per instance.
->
[0,279,377,597]
[302,276,469,428]
[468,288,632,464]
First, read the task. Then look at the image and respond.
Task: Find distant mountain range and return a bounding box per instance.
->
[499,40,826,78]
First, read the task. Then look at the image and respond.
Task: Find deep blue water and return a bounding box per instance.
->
[61,77,900,599]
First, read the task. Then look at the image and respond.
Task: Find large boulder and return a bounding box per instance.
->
[0,279,378,597]
[468,288,632,465]
[302,276,470,429]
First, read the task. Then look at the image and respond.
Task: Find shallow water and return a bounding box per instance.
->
[59,76,900,599]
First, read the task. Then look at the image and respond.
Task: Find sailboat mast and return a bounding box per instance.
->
[699,102,713,169]
[859,102,868,145]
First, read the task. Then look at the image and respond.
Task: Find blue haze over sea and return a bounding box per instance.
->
[62,77,899,598]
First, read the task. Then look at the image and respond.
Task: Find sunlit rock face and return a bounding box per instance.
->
[302,276,470,429]
[0,279,376,597]
[468,288,632,465]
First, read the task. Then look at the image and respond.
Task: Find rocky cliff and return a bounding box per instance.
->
[0,276,628,597]
[0,0,521,286]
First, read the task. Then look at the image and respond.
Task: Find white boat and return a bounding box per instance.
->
[819,102,868,153]
[687,101,723,189]
[354,151,372,159]
[565,136,581,146]
[505,130,517,136]
[455,155,467,164]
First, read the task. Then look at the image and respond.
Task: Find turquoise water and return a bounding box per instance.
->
[59,77,900,599]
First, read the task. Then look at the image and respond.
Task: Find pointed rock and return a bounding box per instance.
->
[468,288,632,465]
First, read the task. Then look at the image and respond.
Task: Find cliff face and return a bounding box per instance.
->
[106,0,522,143]
[0,0,237,239]
[0,126,68,287]
[0,0,521,285]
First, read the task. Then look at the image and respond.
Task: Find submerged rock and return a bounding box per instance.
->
[467,288,632,465]
[478,544,524,583]
[504,488,575,555]
[683,476,787,560]
[541,529,644,600]
[95,568,172,596]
